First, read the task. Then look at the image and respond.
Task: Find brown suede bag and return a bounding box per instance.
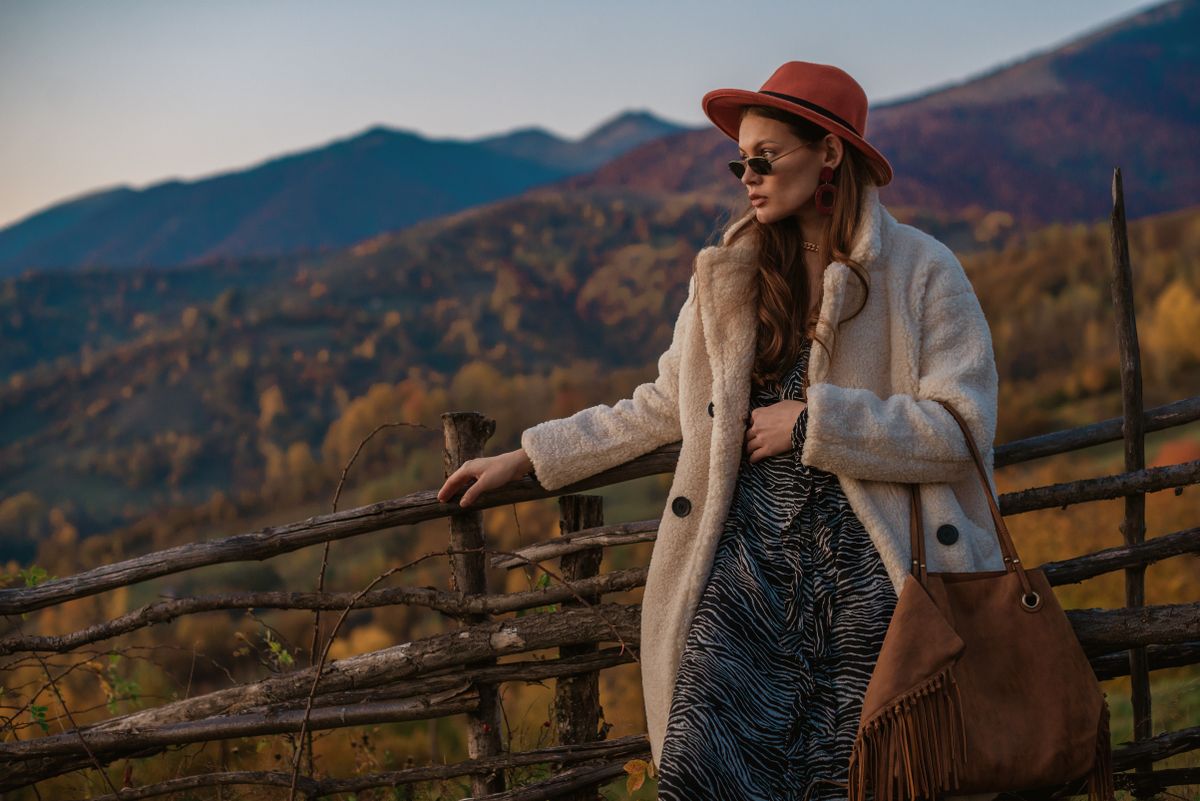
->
[843,400,1115,801]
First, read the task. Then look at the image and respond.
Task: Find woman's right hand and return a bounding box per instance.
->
[437,448,535,508]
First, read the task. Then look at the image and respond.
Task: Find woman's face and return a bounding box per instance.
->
[736,114,843,226]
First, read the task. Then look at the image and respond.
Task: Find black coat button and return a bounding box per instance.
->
[707,401,714,417]
[936,524,959,545]
[671,496,692,517]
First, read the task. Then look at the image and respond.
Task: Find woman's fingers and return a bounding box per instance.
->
[438,452,524,507]
[459,470,496,507]
[437,463,477,503]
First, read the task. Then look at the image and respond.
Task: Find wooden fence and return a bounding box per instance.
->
[1,168,1198,800]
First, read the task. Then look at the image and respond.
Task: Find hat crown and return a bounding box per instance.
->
[760,61,869,136]
[699,60,893,186]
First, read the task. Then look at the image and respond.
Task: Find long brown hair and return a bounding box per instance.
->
[703,104,877,390]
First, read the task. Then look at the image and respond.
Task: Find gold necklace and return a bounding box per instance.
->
[801,240,819,252]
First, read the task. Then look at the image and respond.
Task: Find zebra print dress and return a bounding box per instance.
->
[656,337,899,801]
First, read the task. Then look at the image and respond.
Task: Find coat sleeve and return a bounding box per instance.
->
[799,253,998,483]
[519,275,695,492]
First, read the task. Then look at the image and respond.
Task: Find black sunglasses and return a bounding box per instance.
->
[728,142,807,179]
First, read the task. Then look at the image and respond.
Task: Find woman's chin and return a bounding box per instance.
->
[754,206,779,224]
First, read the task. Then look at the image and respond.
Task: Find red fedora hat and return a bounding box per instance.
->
[702,61,893,186]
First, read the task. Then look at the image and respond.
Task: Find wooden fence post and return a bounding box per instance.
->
[443,411,506,798]
[1109,167,1153,788]
[555,494,605,801]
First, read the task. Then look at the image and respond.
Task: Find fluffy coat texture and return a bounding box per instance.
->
[520,184,1004,798]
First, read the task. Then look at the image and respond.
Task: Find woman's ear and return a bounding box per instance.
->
[824,134,844,170]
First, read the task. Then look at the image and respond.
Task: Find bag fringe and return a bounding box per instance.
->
[1087,696,1115,801]
[846,663,967,801]
[846,673,1116,801]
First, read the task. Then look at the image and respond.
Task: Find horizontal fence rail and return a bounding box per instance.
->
[1,397,1196,617]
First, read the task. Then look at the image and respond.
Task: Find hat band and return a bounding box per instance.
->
[758,90,860,136]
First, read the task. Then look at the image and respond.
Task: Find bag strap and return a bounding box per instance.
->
[909,400,1040,607]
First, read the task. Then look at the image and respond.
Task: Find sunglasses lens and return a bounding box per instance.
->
[728,160,745,179]
[748,157,771,176]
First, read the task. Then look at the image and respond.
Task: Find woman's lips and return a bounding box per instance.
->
[751,196,767,206]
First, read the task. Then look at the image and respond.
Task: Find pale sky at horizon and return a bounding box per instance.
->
[0,0,1162,229]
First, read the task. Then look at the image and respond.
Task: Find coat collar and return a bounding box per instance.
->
[694,184,887,393]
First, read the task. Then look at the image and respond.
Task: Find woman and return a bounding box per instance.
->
[437,61,1003,801]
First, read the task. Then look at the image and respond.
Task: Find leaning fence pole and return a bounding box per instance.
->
[443,411,506,798]
[555,494,606,801]
[1109,167,1152,781]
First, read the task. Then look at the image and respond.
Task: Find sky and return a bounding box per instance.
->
[0,0,1163,229]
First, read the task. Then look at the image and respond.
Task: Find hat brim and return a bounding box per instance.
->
[701,87,893,186]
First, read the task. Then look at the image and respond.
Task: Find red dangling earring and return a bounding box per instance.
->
[815,165,836,216]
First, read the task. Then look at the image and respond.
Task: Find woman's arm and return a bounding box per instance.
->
[519,275,695,492]
[799,253,998,483]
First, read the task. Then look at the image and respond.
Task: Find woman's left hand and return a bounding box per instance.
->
[744,399,807,463]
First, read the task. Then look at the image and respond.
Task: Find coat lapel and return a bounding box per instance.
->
[809,183,885,383]
[696,184,887,390]
[695,214,759,407]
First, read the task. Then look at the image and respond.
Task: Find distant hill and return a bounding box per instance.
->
[3,1,1195,276]
[0,110,690,275]
[565,0,1200,228]
[2,182,1198,560]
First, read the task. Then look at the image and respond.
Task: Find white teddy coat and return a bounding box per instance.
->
[520,184,1004,795]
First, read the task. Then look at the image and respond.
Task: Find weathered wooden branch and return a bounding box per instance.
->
[554,495,605,801]
[490,518,658,569]
[993,396,1200,468]
[4,685,479,761]
[998,459,1198,515]
[998,729,1200,796]
[444,410,506,799]
[55,735,651,801]
[1109,166,1153,772]
[1091,642,1200,681]
[1113,723,1200,766]
[466,758,635,801]
[0,568,649,655]
[0,439,680,616]
[1114,767,1200,798]
[253,644,638,714]
[1039,526,1200,586]
[1068,602,1200,655]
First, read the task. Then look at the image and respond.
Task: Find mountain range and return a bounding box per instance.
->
[0,111,688,275]
[0,0,1197,274]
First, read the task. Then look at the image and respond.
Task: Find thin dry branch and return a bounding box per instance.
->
[57,735,650,801]
[993,396,1200,468]
[489,519,659,569]
[998,460,1199,515]
[1039,526,1200,586]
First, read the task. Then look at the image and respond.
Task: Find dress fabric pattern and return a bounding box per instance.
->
[656,338,900,801]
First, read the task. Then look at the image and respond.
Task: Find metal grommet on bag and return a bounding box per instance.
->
[707,401,714,417]
[1020,591,1042,611]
